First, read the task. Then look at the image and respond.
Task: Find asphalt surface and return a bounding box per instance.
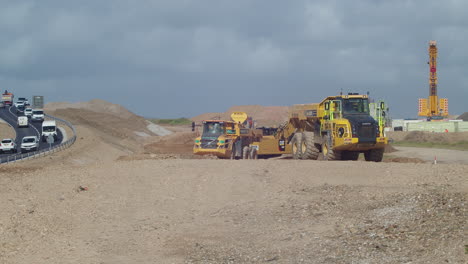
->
[0,105,63,162]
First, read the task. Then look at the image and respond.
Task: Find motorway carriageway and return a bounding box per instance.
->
[0,106,63,162]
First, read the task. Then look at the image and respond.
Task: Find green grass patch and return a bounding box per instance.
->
[392,141,468,151]
[149,118,192,125]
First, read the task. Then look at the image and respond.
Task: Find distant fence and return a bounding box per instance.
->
[0,114,76,164]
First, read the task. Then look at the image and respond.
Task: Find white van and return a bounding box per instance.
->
[17,116,28,128]
[41,120,58,142]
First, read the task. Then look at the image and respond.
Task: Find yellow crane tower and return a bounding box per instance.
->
[418,40,449,120]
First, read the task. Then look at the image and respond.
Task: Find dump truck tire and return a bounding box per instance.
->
[249,148,258,160]
[301,132,319,160]
[342,151,359,161]
[291,133,303,159]
[364,148,384,162]
[243,146,250,159]
[322,140,341,161]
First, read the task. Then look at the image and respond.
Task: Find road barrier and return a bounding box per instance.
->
[0,114,76,164]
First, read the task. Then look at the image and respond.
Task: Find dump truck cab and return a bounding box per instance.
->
[194,120,234,157]
[289,93,388,161]
[319,94,386,151]
[193,112,261,159]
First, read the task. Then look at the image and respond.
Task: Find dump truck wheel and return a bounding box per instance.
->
[249,148,258,160]
[291,133,303,159]
[322,141,341,161]
[301,132,319,160]
[243,146,250,160]
[364,148,384,162]
[342,151,359,161]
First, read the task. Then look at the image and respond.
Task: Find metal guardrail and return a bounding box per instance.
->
[0,114,77,164]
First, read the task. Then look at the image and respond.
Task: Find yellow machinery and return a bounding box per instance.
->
[193,112,261,159]
[195,94,388,161]
[418,40,449,120]
[252,93,388,161]
[250,122,294,158]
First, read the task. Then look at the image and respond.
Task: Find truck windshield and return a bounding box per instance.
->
[343,98,370,115]
[202,122,224,137]
[33,110,44,114]
[43,126,56,132]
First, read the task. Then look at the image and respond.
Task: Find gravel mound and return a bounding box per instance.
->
[191,105,288,127]
[388,131,468,143]
[458,112,468,121]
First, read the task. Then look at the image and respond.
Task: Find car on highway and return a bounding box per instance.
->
[31,109,45,122]
[16,105,25,115]
[17,97,29,105]
[17,116,28,128]
[24,107,33,117]
[14,101,24,108]
[20,136,39,153]
[0,139,17,153]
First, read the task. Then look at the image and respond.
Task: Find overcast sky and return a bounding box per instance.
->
[0,0,467,118]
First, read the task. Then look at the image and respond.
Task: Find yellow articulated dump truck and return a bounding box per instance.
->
[193,112,262,159]
[249,123,294,158]
[285,93,388,161]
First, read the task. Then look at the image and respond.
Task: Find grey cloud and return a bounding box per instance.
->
[0,0,467,118]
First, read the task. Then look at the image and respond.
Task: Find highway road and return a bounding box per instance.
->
[0,106,63,162]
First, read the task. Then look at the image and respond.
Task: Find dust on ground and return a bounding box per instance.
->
[0,101,466,263]
[1,158,466,264]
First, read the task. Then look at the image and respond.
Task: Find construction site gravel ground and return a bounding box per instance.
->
[0,102,466,263]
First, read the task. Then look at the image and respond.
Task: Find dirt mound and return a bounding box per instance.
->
[47,107,156,153]
[457,112,468,121]
[46,99,137,119]
[192,105,288,127]
[387,131,468,143]
[143,131,196,155]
